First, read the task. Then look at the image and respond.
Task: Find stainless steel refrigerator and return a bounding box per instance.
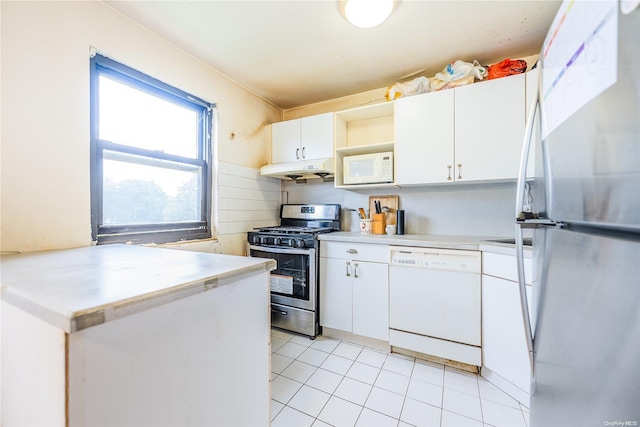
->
[515,1,640,426]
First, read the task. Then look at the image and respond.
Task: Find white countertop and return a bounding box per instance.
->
[478,242,533,258]
[319,232,533,256]
[320,232,500,249]
[0,245,276,333]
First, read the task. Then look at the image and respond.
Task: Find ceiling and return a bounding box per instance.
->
[105,0,561,110]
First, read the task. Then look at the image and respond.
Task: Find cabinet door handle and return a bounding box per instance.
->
[353,263,359,278]
[347,249,358,254]
[301,147,306,159]
[447,165,452,181]
[457,163,463,180]
[346,261,351,277]
[296,148,300,159]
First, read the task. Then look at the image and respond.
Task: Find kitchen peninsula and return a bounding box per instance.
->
[0,245,275,426]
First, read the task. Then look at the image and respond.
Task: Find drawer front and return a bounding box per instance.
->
[320,241,389,263]
[271,303,317,337]
[482,252,532,284]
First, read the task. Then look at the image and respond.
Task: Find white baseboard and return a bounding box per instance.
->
[321,328,391,353]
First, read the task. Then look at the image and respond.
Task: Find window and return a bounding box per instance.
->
[90,53,214,244]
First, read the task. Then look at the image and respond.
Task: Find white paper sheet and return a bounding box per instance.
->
[541,0,618,138]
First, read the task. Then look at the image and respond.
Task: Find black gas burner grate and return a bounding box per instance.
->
[253,226,335,235]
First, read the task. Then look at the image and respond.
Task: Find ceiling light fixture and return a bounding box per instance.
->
[340,0,396,29]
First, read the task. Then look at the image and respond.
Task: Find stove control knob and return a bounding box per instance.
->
[259,236,268,245]
[252,235,260,244]
[273,238,281,245]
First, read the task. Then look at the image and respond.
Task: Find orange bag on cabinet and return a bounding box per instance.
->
[487,59,528,80]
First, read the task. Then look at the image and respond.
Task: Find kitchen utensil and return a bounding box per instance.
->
[368,195,399,225]
[360,219,373,234]
[372,213,386,234]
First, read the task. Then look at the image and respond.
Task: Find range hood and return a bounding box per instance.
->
[260,158,334,181]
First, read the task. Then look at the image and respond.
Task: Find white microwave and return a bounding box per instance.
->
[343,152,393,185]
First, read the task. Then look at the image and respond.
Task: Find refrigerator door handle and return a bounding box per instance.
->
[515,86,539,222]
[516,225,535,372]
[515,87,540,372]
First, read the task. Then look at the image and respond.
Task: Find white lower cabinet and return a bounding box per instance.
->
[482,250,534,404]
[319,242,389,341]
[320,256,353,332]
[352,261,388,340]
[482,275,532,391]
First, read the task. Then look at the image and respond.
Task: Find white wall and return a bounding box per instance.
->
[217,162,280,237]
[283,180,518,237]
[0,1,281,254]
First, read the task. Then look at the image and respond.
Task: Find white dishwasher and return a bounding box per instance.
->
[389,246,482,366]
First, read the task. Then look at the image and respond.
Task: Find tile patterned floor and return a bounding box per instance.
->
[270,329,530,427]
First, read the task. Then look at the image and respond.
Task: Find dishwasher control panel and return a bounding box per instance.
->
[389,246,481,273]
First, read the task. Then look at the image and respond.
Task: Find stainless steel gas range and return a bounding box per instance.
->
[248,204,341,338]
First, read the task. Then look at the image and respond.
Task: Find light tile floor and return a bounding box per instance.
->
[270,329,530,427]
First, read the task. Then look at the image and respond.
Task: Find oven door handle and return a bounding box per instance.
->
[271,308,288,316]
[249,245,313,256]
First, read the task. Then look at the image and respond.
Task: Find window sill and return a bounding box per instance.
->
[144,238,221,253]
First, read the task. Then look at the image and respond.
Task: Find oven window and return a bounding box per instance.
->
[251,249,310,301]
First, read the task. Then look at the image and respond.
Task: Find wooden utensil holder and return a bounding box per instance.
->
[372,213,386,235]
[369,195,399,225]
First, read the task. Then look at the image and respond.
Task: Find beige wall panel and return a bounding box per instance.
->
[0,1,280,253]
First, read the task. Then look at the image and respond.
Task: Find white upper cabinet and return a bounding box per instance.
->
[271,112,334,164]
[395,89,454,185]
[395,72,528,185]
[300,113,334,160]
[454,73,525,182]
[271,119,301,164]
